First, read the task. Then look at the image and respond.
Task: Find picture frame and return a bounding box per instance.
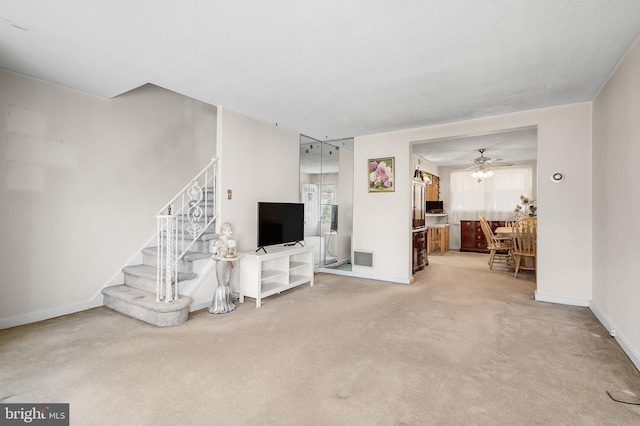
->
[368,157,395,192]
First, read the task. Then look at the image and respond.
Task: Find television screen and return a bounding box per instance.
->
[426,201,444,213]
[257,202,305,249]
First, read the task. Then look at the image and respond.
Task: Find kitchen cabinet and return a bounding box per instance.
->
[412,229,428,272]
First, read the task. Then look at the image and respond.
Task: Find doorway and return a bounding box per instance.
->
[412,127,538,252]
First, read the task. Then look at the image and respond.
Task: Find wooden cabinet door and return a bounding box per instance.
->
[412,182,425,229]
[474,222,487,251]
[460,221,475,251]
[426,176,439,201]
[461,220,505,253]
[412,230,427,273]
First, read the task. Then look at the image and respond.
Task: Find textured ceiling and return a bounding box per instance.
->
[1,1,640,141]
[413,128,538,167]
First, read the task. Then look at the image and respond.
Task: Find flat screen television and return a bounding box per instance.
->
[257,202,304,252]
[426,201,444,213]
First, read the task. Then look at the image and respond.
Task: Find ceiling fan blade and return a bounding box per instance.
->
[464,161,512,170]
[466,150,513,170]
[473,156,505,164]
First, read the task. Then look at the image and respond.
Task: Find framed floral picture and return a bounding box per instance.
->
[368,157,395,192]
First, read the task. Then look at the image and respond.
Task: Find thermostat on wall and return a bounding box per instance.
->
[551,172,564,182]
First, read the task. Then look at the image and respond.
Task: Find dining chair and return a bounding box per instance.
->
[518,216,537,226]
[505,216,520,228]
[512,219,537,278]
[479,216,514,269]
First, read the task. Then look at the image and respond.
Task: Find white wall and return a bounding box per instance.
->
[353,137,413,282]
[412,153,439,176]
[0,70,216,325]
[216,107,300,253]
[354,103,593,303]
[215,107,300,294]
[592,37,640,369]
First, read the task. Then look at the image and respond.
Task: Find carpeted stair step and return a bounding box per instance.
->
[153,237,213,253]
[193,200,215,208]
[142,247,211,272]
[142,246,212,262]
[170,217,216,233]
[103,182,217,327]
[102,285,191,327]
[157,222,216,236]
[177,198,214,207]
[159,200,215,217]
[200,231,218,242]
[123,264,197,294]
[154,232,218,252]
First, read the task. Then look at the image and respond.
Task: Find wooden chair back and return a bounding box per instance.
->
[480,216,514,269]
[505,216,519,227]
[478,216,494,245]
[512,220,537,257]
[517,216,537,227]
[479,216,513,248]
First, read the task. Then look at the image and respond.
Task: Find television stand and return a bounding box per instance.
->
[284,241,304,247]
[255,246,267,253]
[238,245,314,307]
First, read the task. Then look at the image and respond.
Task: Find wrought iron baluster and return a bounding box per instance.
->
[155,156,219,302]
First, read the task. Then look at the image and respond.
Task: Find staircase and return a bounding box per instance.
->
[102,157,219,327]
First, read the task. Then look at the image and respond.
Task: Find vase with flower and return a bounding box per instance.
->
[516,195,536,217]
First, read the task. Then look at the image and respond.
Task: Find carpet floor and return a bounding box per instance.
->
[1,251,639,425]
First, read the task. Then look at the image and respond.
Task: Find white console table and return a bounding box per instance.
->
[238,245,314,307]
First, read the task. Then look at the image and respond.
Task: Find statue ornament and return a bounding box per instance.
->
[209,222,241,314]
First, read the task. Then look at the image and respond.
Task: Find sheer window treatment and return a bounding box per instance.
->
[449,166,533,223]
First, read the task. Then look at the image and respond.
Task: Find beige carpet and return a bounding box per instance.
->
[1,251,639,425]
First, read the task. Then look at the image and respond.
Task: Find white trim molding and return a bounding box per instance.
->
[0,292,103,330]
[534,290,589,307]
[345,270,412,285]
[590,301,640,372]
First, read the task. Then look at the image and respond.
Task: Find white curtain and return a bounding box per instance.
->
[449,166,533,223]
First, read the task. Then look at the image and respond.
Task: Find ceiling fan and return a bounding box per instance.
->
[464,149,513,170]
[464,149,513,182]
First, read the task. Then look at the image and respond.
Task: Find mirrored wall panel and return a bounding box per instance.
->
[300,135,354,270]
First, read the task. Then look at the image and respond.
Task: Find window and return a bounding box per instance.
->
[321,183,336,225]
[449,166,533,221]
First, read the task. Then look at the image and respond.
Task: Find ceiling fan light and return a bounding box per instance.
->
[471,168,493,182]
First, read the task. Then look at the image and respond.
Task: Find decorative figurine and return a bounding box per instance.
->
[209,222,241,314]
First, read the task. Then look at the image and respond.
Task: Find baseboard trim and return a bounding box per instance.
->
[190,301,210,312]
[589,301,640,372]
[337,269,411,284]
[0,292,104,330]
[534,291,589,307]
[316,267,355,277]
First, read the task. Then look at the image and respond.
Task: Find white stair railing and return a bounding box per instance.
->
[156,156,218,302]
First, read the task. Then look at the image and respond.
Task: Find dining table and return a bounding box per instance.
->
[495,226,537,237]
[494,226,515,237]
